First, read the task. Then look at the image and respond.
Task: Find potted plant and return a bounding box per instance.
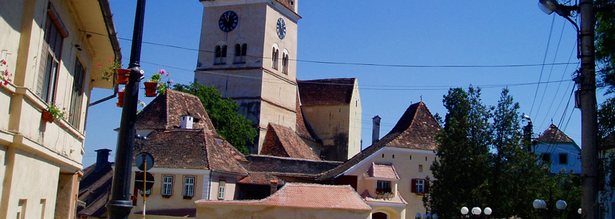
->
[42,103,67,123]
[116,68,130,84]
[117,89,125,107]
[97,59,122,82]
[144,69,172,97]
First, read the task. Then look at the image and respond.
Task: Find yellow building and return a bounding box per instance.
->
[318,102,441,219]
[0,0,120,218]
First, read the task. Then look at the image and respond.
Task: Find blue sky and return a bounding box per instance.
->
[83,0,599,167]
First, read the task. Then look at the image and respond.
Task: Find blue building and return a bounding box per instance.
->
[533,124,581,174]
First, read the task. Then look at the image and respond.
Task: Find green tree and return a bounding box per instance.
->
[596,0,615,93]
[488,89,550,219]
[429,86,491,218]
[173,82,257,154]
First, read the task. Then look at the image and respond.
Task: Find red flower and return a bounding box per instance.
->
[97,63,102,67]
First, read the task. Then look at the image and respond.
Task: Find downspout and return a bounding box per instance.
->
[89,0,122,107]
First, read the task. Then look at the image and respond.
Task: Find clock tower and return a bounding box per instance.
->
[195,0,300,154]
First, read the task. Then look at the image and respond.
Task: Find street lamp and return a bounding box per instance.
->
[461,206,492,218]
[537,0,598,218]
[533,199,567,218]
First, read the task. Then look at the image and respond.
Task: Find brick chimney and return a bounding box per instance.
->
[95,149,111,172]
[270,179,278,195]
[372,115,381,144]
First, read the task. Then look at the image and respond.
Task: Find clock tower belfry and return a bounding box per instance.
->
[194,0,301,154]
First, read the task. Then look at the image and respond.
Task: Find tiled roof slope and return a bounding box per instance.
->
[196,183,372,211]
[77,163,113,218]
[298,78,356,106]
[296,92,317,141]
[247,155,340,175]
[137,129,248,175]
[238,171,285,185]
[317,102,440,181]
[537,124,575,143]
[136,89,217,134]
[366,163,399,180]
[260,123,320,160]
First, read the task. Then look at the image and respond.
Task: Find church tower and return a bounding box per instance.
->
[195,0,300,154]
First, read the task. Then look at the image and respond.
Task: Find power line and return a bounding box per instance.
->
[530,15,557,117]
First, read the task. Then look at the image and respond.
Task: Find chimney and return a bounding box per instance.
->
[372,115,381,144]
[95,149,111,172]
[180,115,193,129]
[270,179,278,195]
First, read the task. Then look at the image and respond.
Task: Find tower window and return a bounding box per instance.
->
[234,43,247,64]
[214,44,227,65]
[272,47,279,70]
[281,50,289,74]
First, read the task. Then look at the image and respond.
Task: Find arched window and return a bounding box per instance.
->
[234,43,247,64]
[271,44,279,70]
[214,44,227,65]
[282,50,289,74]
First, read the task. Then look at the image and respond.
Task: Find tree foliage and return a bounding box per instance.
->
[427,87,579,219]
[173,82,257,154]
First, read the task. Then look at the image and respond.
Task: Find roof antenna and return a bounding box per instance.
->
[551,118,554,124]
[420,95,423,102]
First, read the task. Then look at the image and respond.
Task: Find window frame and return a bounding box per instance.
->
[559,153,568,165]
[411,178,429,194]
[161,175,173,197]
[68,59,85,128]
[376,180,392,193]
[183,176,196,199]
[37,3,68,103]
[217,180,226,200]
[214,44,227,65]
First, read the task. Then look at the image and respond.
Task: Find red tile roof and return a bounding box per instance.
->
[133,208,196,217]
[137,129,248,175]
[260,123,320,160]
[537,124,575,143]
[366,163,399,180]
[196,183,372,211]
[238,171,285,185]
[298,78,356,106]
[317,102,440,181]
[136,89,217,134]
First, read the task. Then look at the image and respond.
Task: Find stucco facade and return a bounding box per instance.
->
[0,0,119,218]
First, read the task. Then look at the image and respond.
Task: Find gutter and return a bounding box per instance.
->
[89,0,122,107]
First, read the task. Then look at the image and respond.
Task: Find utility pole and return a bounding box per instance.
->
[578,0,598,218]
[106,0,147,218]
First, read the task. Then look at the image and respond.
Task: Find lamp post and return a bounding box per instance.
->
[537,1,597,219]
[461,206,492,219]
[106,0,147,218]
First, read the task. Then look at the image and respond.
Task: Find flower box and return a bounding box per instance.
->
[41,110,54,123]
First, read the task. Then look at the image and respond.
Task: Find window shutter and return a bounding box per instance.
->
[425,179,430,193]
[411,178,417,193]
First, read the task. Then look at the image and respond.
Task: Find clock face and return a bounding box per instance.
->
[276,18,286,39]
[219,11,238,32]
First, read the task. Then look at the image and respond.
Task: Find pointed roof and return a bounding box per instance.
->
[196,183,372,211]
[537,124,575,143]
[317,102,440,181]
[136,89,217,134]
[298,78,356,106]
[138,129,248,175]
[260,123,320,160]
